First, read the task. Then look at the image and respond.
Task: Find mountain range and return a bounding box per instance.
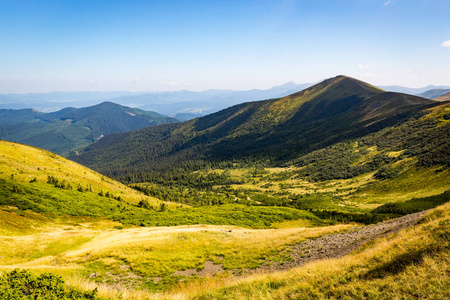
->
[0,102,178,155]
[2,81,447,121]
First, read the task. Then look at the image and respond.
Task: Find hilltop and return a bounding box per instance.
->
[0,102,178,155]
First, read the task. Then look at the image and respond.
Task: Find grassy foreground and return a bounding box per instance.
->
[1,202,448,299]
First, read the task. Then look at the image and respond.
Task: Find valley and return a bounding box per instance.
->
[0,76,449,299]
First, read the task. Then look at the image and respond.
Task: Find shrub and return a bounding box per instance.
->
[0,269,102,299]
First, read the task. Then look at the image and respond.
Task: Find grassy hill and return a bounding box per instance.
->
[0,102,178,155]
[1,75,449,299]
[0,140,172,215]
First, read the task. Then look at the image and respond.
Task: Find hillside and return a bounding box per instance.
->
[435,92,450,102]
[1,140,326,229]
[0,140,175,220]
[0,102,178,155]
[72,75,437,181]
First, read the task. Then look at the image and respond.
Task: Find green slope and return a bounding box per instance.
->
[0,102,178,155]
[72,76,437,181]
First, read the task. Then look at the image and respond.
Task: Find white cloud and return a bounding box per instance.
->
[383,0,392,6]
[442,40,450,47]
[364,72,383,78]
[358,64,369,70]
[132,78,140,84]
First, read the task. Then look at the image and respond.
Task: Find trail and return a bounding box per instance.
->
[254,210,429,274]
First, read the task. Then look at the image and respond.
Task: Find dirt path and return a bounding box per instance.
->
[253,210,429,274]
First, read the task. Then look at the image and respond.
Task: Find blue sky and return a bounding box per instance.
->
[0,0,449,93]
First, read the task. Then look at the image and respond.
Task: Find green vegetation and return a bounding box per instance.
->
[373,190,450,215]
[114,204,323,228]
[0,269,101,300]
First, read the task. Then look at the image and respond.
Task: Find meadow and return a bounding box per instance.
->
[1,200,448,299]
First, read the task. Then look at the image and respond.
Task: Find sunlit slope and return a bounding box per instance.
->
[435,91,450,101]
[0,140,173,216]
[72,75,436,181]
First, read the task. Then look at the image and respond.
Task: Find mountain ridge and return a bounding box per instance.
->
[72,75,438,181]
[0,102,178,155]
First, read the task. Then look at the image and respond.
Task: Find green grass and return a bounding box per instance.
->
[373,190,450,215]
[113,204,324,228]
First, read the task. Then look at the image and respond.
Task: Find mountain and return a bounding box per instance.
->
[2,78,449,298]
[110,82,313,118]
[72,75,438,181]
[0,102,178,155]
[379,84,450,94]
[417,89,450,99]
[435,92,450,102]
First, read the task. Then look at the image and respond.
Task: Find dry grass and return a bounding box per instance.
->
[0,217,351,295]
[1,203,448,299]
[186,202,450,299]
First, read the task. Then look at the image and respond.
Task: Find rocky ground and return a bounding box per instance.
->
[255,210,429,273]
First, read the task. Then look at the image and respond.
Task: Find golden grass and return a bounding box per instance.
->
[0,216,351,296]
[1,202,448,299]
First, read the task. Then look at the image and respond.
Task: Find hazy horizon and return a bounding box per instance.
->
[1,0,450,93]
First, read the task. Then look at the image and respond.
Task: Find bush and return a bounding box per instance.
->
[0,269,102,300]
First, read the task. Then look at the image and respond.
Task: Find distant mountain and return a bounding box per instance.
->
[0,83,313,119]
[379,85,450,95]
[0,102,178,155]
[110,82,313,118]
[72,75,438,181]
[416,89,450,99]
[435,92,450,102]
[0,91,138,111]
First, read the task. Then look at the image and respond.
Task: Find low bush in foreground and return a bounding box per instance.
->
[0,269,102,300]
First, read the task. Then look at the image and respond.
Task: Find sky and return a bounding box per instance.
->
[0,0,449,93]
